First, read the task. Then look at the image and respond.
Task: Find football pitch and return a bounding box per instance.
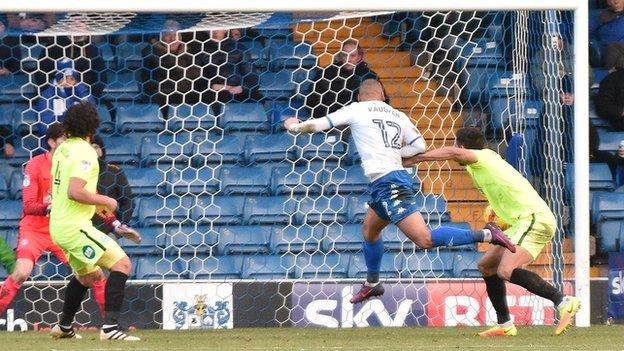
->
[2,326,624,351]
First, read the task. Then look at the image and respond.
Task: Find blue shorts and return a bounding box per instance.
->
[367,170,421,224]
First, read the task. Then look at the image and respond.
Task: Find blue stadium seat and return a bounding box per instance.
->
[194,196,245,226]
[270,225,325,254]
[258,71,297,99]
[0,74,34,101]
[5,145,31,167]
[19,43,43,72]
[293,253,349,279]
[116,103,163,133]
[166,225,219,255]
[0,174,7,199]
[104,134,144,165]
[595,192,624,222]
[97,104,115,133]
[0,200,21,228]
[220,102,269,132]
[116,42,148,69]
[167,103,217,132]
[118,227,166,256]
[123,167,166,195]
[217,225,271,254]
[32,254,71,281]
[243,196,297,225]
[590,163,615,191]
[241,40,267,62]
[322,166,369,194]
[1,229,17,251]
[268,41,316,70]
[348,253,404,279]
[94,42,115,68]
[220,166,271,195]
[165,167,220,195]
[244,134,298,164]
[598,220,624,252]
[140,132,194,167]
[598,131,624,153]
[297,133,347,164]
[137,196,196,227]
[402,251,454,278]
[186,256,241,280]
[241,254,295,279]
[459,59,504,105]
[297,196,348,225]
[193,134,245,166]
[103,71,140,100]
[135,256,187,279]
[380,226,412,252]
[271,166,323,195]
[453,252,485,278]
[322,224,364,252]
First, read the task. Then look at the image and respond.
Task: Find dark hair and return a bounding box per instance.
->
[91,134,107,160]
[456,127,485,149]
[45,122,65,140]
[63,102,100,139]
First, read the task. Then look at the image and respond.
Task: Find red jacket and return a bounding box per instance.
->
[19,152,52,232]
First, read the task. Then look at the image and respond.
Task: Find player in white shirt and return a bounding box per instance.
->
[285,79,515,303]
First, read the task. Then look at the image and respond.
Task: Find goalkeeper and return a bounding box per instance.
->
[49,103,139,341]
[285,79,515,304]
[403,126,580,336]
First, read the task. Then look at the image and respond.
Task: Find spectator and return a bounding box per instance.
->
[0,124,14,158]
[6,13,56,32]
[90,135,134,231]
[0,19,21,76]
[34,66,96,136]
[202,29,263,115]
[595,67,624,130]
[305,39,383,119]
[590,0,624,69]
[230,28,243,41]
[141,19,207,118]
[590,123,624,187]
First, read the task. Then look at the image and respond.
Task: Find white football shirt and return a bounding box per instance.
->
[324,100,425,181]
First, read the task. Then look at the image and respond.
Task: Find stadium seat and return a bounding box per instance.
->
[104,134,144,165]
[135,256,187,279]
[459,59,504,105]
[165,167,220,195]
[103,71,140,100]
[118,227,166,256]
[220,102,270,132]
[115,42,148,69]
[1,229,17,251]
[595,192,624,222]
[597,131,624,153]
[402,251,454,278]
[97,104,115,133]
[322,224,363,252]
[452,252,485,278]
[241,254,295,279]
[322,166,369,194]
[258,71,297,99]
[220,166,271,195]
[167,103,217,132]
[32,254,71,281]
[296,196,349,225]
[123,167,166,195]
[293,253,349,279]
[116,103,164,133]
[270,225,325,254]
[590,163,615,191]
[0,174,7,200]
[217,225,271,254]
[268,41,316,70]
[195,196,245,226]
[270,166,323,195]
[241,40,267,63]
[166,225,219,255]
[137,195,197,227]
[297,133,348,164]
[348,253,404,279]
[140,132,194,167]
[598,220,624,252]
[0,74,33,101]
[186,256,241,280]
[0,200,21,229]
[243,134,298,164]
[193,134,245,166]
[243,196,297,225]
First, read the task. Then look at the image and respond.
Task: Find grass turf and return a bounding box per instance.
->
[2,325,623,351]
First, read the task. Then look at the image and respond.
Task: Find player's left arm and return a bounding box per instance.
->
[402,146,478,166]
[284,106,353,133]
[400,121,427,158]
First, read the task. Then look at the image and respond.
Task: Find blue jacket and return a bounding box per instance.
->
[34,82,95,136]
[590,10,624,48]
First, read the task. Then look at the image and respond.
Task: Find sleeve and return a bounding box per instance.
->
[22,159,49,216]
[324,105,355,128]
[68,149,97,182]
[115,168,135,223]
[400,118,426,157]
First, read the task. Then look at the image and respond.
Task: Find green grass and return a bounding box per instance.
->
[2,326,623,351]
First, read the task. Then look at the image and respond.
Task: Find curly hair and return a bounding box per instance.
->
[455,127,485,149]
[63,102,100,139]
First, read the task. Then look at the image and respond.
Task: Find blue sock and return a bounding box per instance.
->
[431,227,484,247]
[363,239,384,284]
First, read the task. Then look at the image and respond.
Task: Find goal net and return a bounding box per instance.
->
[0,10,574,330]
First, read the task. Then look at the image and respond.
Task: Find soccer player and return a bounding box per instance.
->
[402,126,581,336]
[49,102,139,341]
[0,123,106,316]
[284,79,515,304]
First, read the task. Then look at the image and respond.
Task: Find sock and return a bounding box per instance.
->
[363,239,383,284]
[92,278,107,317]
[483,274,511,324]
[0,276,22,315]
[431,227,484,247]
[509,268,564,306]
[59,277,88,327]
[104,271,128,326]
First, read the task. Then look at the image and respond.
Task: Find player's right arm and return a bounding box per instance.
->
[284,105,354,133]
[68,177,118,211]
[22,158,49,216]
